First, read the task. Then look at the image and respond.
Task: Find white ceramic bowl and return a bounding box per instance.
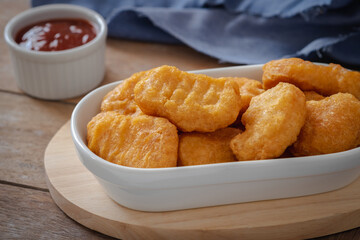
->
[4,4,107,100]
[71,65,360,212]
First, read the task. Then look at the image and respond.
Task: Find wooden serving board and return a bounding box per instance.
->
[44,121,360,240]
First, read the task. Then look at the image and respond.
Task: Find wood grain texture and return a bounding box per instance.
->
[0,92,74,189]
[0,183,116,240]
[0,0,29,93]
[44,122,360,240]
[1,0,359,239]
[313,228,360,240]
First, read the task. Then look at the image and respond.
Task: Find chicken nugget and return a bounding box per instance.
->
[291,93,360,156]
[134,65,241,132]
[262,58,360,99]
[304,91,324,101]
[225,77,264,127]
[101,71,148,115]
[87,111,178,168]
[227,77,264,114]
[230,82,306,161]
[178,127,242,166]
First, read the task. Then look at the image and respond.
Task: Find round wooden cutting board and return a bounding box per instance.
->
[44,121,360,240]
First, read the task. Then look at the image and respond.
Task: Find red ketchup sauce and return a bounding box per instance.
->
[15,18,96,51]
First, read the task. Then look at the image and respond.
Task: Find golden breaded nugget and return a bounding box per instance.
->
[87,111,178,168]
[304,91,324,101]
[101,71,148,115]
[227,77,264,114]
[291,93,360,156]
[178,127,242,166]
[230,82,306,161]
[225,77,264,127]
[262,58,360,99]
[134,65,241,132]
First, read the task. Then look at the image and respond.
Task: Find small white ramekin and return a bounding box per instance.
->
[4,4,107,100]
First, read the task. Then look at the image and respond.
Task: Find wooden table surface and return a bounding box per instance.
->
[0,0,359,239]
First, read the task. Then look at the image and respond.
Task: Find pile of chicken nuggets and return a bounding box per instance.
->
[87,58,360,168]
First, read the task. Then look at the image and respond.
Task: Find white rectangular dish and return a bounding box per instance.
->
[71,64,360,212]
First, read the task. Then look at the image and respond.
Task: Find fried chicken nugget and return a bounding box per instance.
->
[230,82,306,161]
[101,71,148,115]
[304,91,324,101]
[262,58,360,99]
[87,111,178,168]
[291,93,360,156]
[227,77,264,114]
[178,128,242,166]
[134,65,241,132]
[224,77,264,127]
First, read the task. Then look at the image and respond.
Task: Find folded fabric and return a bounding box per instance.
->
[32,0,360,68]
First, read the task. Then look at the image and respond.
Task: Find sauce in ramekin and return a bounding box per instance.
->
[15,18,96,51]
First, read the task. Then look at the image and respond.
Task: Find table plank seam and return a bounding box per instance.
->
[0,89,78,106]
[0,179,49,192]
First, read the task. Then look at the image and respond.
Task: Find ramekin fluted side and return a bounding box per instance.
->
[9,44,105,99]
[4,4,107,100]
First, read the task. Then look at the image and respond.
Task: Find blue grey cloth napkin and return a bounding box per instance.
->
[32,0,360,68]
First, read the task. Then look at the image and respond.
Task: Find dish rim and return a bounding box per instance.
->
[70,64,360,179]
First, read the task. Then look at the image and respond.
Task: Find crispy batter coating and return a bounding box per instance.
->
[134,65,242,132]
[304,91,324,101]
[178,127,242,166]
[229,77,264,114]
[226,77,264,127]
[262,58,360,99]
[230,82,306,161]
[101,71,148,115]
[87,111,178,168]
[291,93,360,156]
